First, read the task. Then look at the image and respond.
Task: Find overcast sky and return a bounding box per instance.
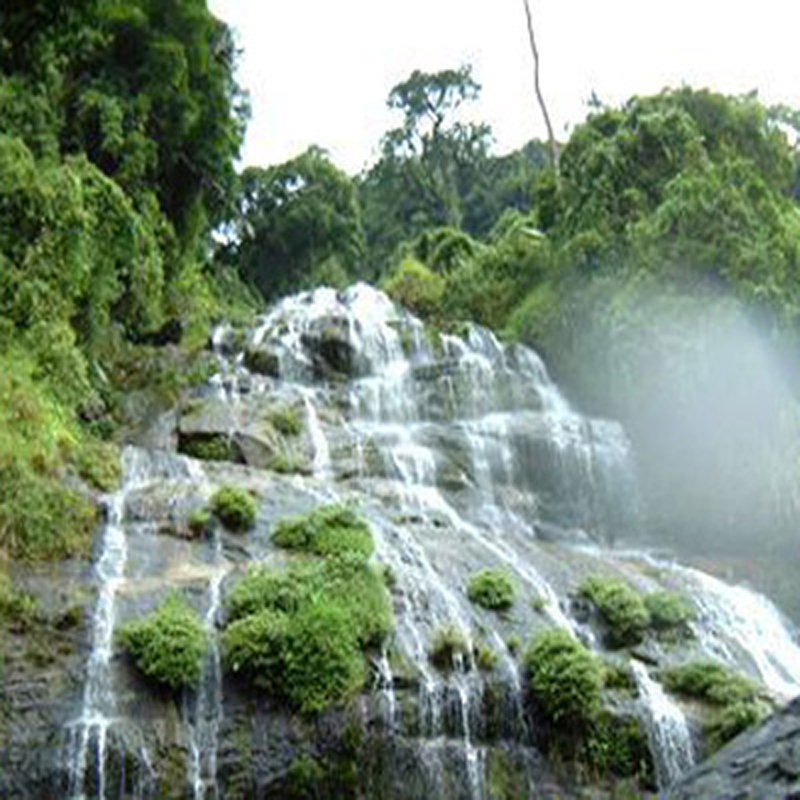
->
[209,0,800,175]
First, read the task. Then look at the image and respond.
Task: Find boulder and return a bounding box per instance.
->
[667,697,800,799]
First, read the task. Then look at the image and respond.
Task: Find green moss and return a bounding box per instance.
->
[467,568,516,611]
[187,508,212,537]
[272,504,373,559]
[578,575,649,648]
[643,591,695,639]
[429,624,470,671]
[268,449,308,475]
[506,634,522,655]
[267,405,303,437]
[662,659,769,751]
[475,642,499,671]
[223,510,392,714]
[601,659,638,695]
[179,434,239,463]
[530,593,548,612]
[523,629,602,724]
[119,593,208,690]
[585,712,654,782]
[210,486,258,531]
[74,439,121,492]
[0,573,40,629]
[286,755,325,799]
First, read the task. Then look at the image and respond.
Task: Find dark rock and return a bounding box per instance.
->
[668,697,800,799]
[301,316,359,379]
[244,344,280,378]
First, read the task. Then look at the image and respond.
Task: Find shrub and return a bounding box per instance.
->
[272,505,373,559]
[643,591,695,638]
[601,659,638,695]
[662,660,758,706]
[578,575,650,648]
[180,434,239,463]
[74,439,121,492]
[119,593,208,690]
[268,405,303,437]
[429,624,470,670]
[383,258,445,320]
[187,508,212,537]
[210,486,258,531]
[466,568,516,611]
[475,642,498,671]
[523,629,602,724]
[222,510,392,713]
[662,659,768,751]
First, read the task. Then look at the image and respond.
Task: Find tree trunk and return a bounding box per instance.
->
[522,0,559,173]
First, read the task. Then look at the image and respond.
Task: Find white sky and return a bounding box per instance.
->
[209,0,800,175]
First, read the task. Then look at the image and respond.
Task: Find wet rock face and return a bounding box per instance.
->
[6,284,800,799]
[667,697,800,799]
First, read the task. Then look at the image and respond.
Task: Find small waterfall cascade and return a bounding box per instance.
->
[671,563,800,700]
[64,447,201,799]
[630,660,695,787]
[187,553,229,800]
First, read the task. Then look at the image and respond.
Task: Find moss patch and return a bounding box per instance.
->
[272,505,373,559]
[119,593,208,690]
[467,568,516,611]
[210,486,258,531]
[578,575,649,648]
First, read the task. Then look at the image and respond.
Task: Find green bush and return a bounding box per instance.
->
[643,591,695,638]
[578,575,650,648]
[523,629,602,724]
[119,593,208,690]
[210,486,258,531]
[475,642,498,671]
[272,505,373,559]
[383,258,445,320]
[662,660,758,706]
[662,659,768,751]
[222,509,392,713]
[429,624,470,670]
[268,405,304,437]
[466,568,516,611]
[187,508,212,537]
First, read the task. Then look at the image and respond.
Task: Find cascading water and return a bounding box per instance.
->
[630,660,695,786]
[31,282,800,800]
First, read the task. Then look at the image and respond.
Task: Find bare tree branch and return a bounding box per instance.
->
[522,0,559,173]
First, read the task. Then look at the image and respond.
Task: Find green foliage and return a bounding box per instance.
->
[506,634,522,655]
[119,593,208,690]
[662,660,759,706]
[230,147,365,301]
[466,568,516,611]
[210,486,258,531]
[601,660,637,695]
[272,505,374,559]
[383,258,445,321]
[643,591,695,639]
[523,629,602,725]
[578,575,650,648]
[429,624,470,671]
[268,405,303,437]
[180,434,239,463]
[0,573,40,629]
[187,508,212,538]
[223,509,392,713]
[662,659,768,750]
[74,440,122,492]
[475,642,498,671]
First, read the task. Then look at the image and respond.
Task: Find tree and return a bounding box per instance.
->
[231,147,365,300]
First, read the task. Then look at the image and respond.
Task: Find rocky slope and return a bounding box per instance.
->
[2,283,800,799]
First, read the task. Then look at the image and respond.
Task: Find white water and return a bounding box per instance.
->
[630,660,695,787]
[64,448,206,799]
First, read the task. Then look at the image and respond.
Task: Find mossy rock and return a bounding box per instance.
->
[578,575,649,648]
[467,568,516,611]
[210,486,258,531]
[429,624,470,671]
[272,505,373,558]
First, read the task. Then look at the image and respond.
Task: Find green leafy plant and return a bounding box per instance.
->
[119,593,208,690]
[268,405,303,437]
[272,505,373,559]
[578,575,650,648]
[210,486,258,531]
[523,628,602,724]
[466,568,516,611]
[429,624,470,670]
[643,591,696,639]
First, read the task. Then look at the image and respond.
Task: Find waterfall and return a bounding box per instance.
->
[630,660,695,787]
[63,447,205,799]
